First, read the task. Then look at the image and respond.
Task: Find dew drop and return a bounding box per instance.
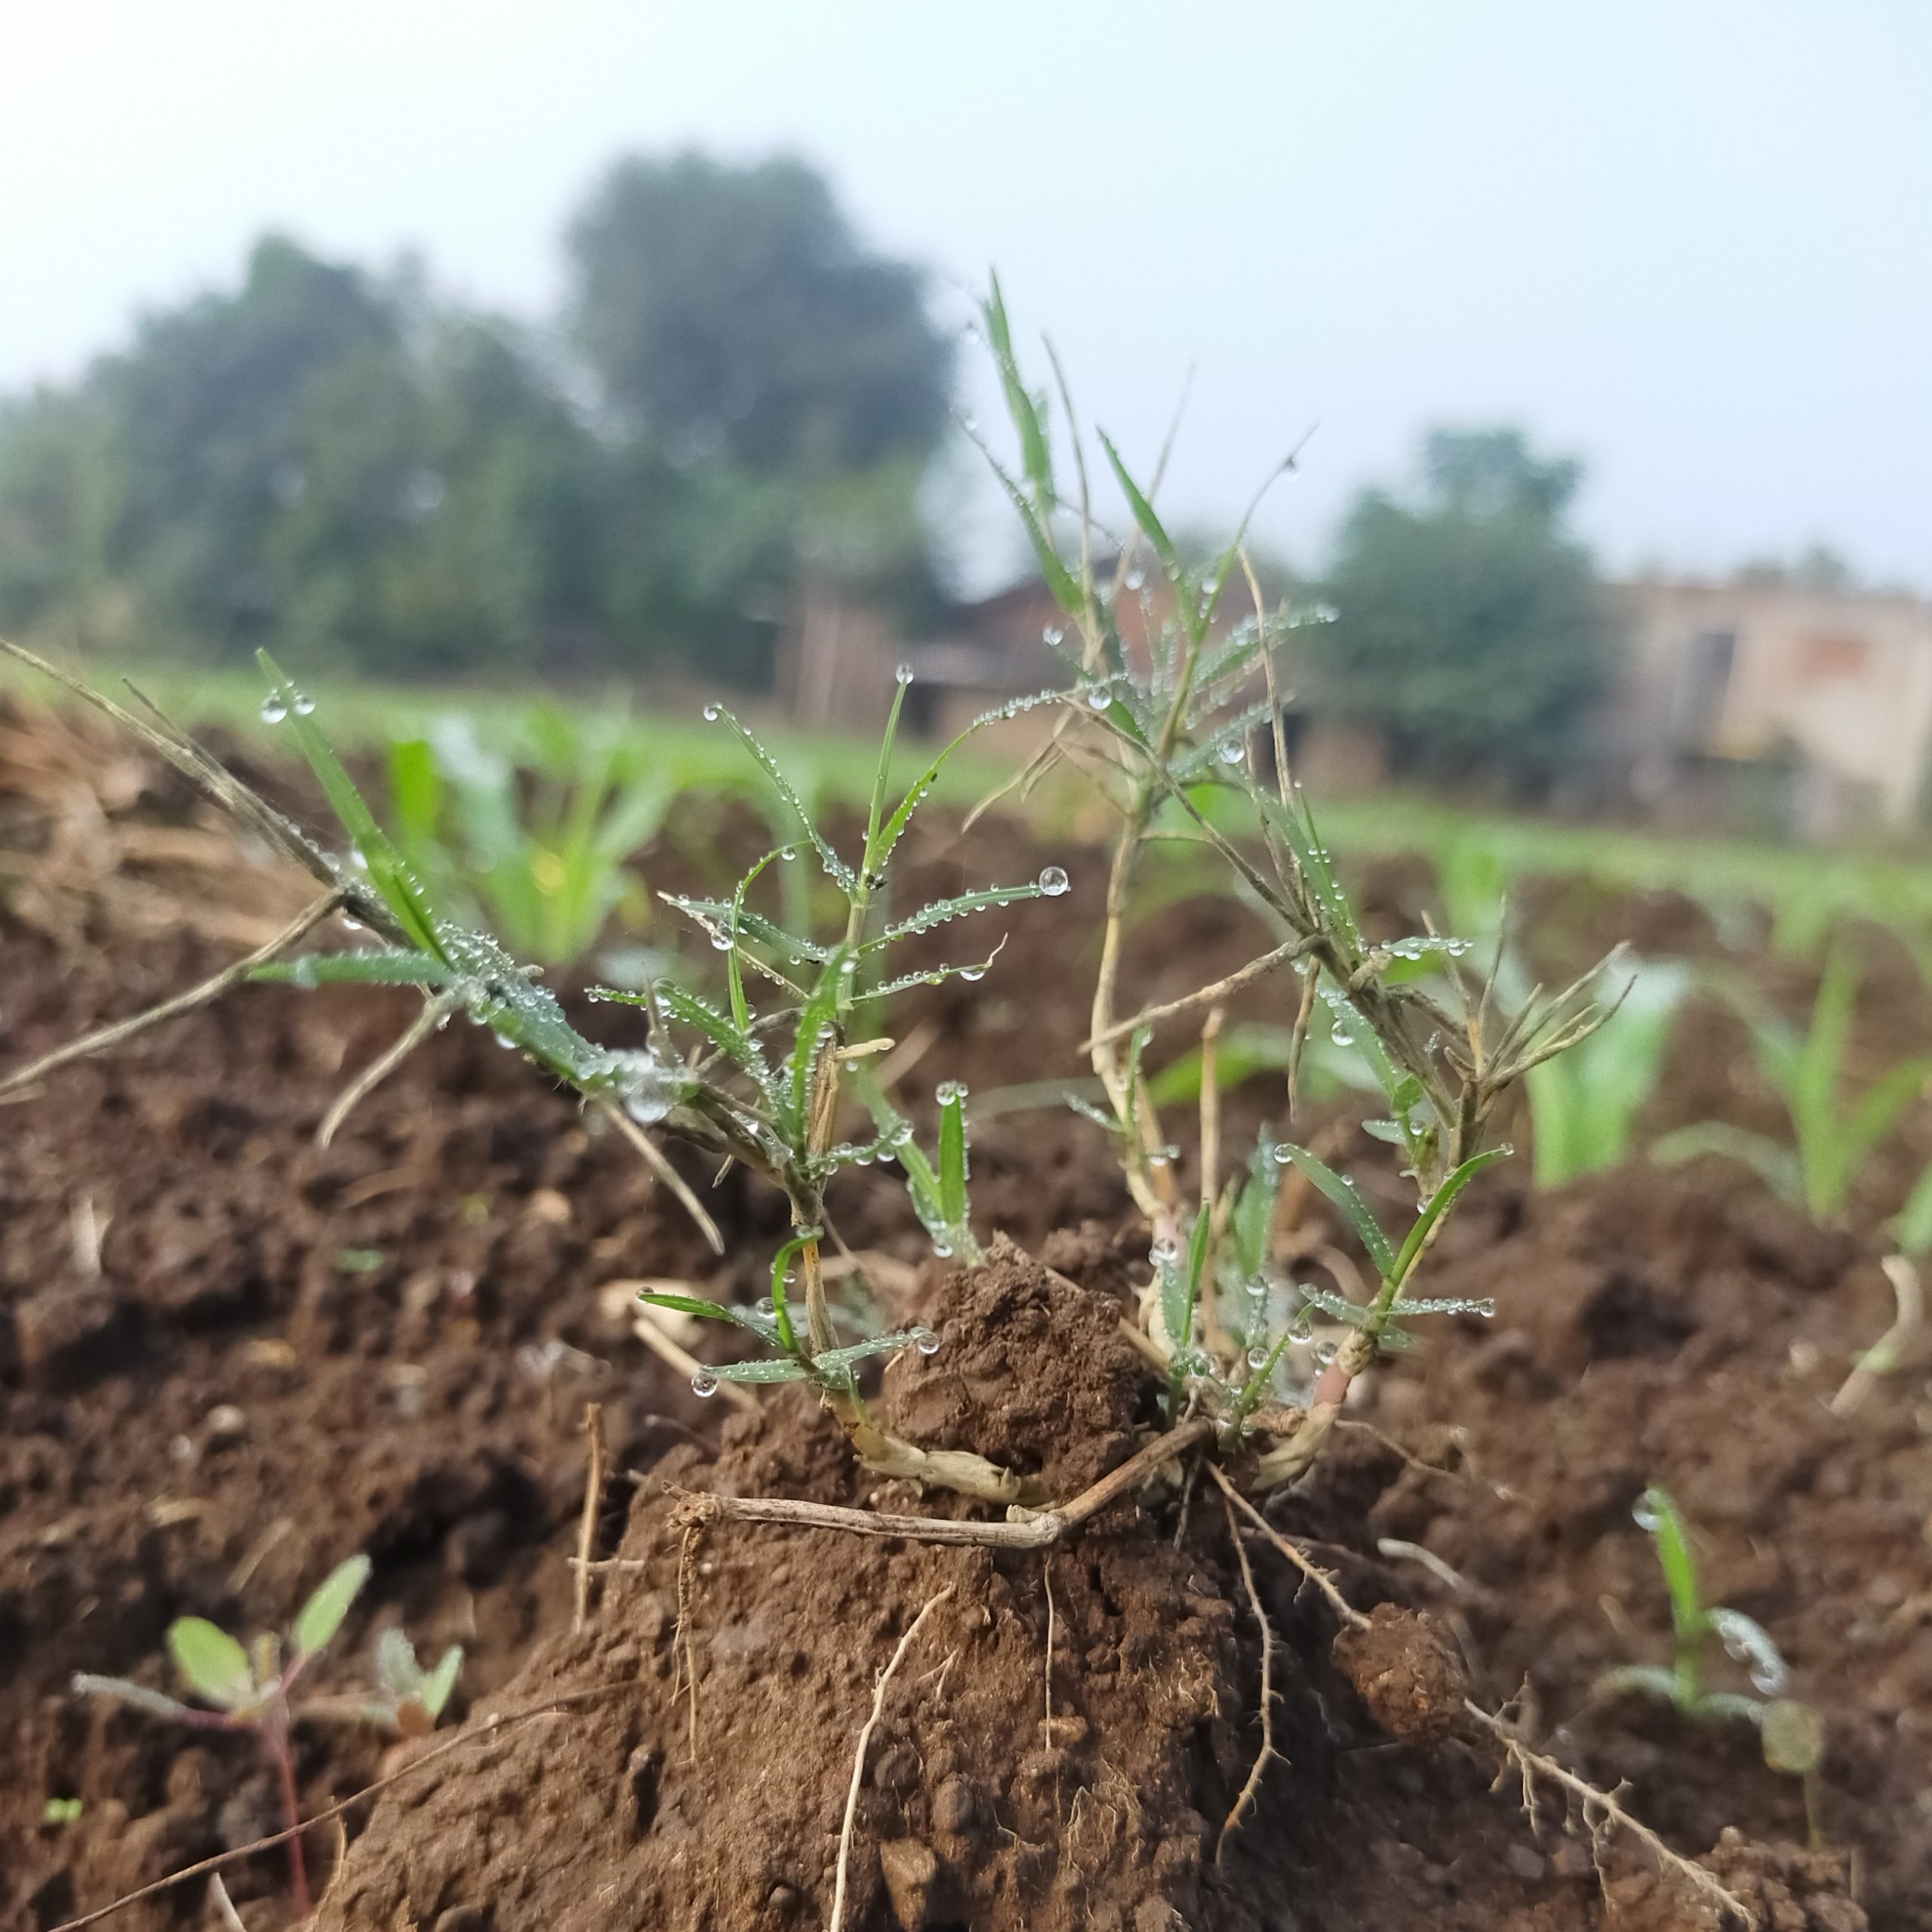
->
[1272,1145,1294,1166]
[690,1370,718,1398]
[1043,625,1063,646]
[1126,568,1146,591]
[259,696,288,724]
[1288,1310,1315,1343]
[896,663,915,685]
[703,703,721,721]
[1038,865,1070,897]
[932,1240,953,1259]
[935,1080,967,1103]
[1088,686,1113,711]
[1313,1339,1339,1367]
[292,693,315,716]
[960,966,986,982]
[709,929,733,951]
[915,1327,942,1356]
[1247,1346,1271,1372]
[1632,1497,1662,1534]
[1218,740,1246,766]
[780,846,797,860]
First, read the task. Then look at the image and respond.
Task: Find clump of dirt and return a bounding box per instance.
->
[317,1251,1262,1932]
[1332,1602,1469,1743]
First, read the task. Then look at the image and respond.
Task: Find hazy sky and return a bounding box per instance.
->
[6,2,1928,592]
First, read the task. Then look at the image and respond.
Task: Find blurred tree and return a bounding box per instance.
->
[566,152,952,475]
[1309,428,1607,789]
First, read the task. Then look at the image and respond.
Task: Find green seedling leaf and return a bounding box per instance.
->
[253,951,457,989]
[257,652,443,959]
[1387,1148,1511,1290]
[420,1644,464,1719]
[294,1555,371,1658]
[168,1618,254,1708]
[712,1357,812,1384]
[1760,1699,1824,1776]
[768,1229,819,1355]
[812,1331,930,1374]
[43,1797,85,1826]
[974,435,1084,617]
[70,1673,196,1722]
[645,984,770,1084]
[982,272,1055,512]
[937,1087,969,1230]
[703,705,856,895]
[1277,1146,1394,1281]
[660,894,826,965]
[869,882,1048,949]
[637,1288,754,1328]
[1097,432,1183,595]
[1635,1487,1706,1647]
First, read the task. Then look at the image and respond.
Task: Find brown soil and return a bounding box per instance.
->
[3,697,1925,1930]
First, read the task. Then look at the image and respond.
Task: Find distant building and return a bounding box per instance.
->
[782,569,1932,836]
[1606,577,1932,833]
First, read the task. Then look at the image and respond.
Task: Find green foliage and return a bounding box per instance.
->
[293,1555,372,1658]
[1526,961,1689,1186]
[1601,1487,1820,1779]
[1653,944,1930,1220]
[1307,427,1608,789]
[389,712,669,964]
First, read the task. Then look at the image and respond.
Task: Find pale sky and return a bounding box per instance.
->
[5,2,1928,592]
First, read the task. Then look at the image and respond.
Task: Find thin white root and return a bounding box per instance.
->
[574,1402,607,1632]
[1215,1487,1278,1862]
[829,1586,954,1932]
[595,1097,724,1254]
[317,991,457,1146]
[1463,1700,1755,1927]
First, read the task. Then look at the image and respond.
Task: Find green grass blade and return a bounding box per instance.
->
[1278,1145,1394,1280]
[982,271,1055,511]
[937,1087,968,1229]
[253,952,456,989]
[1388,1147,1510,1290]
[257,652,444,959]
[706,705,856,895]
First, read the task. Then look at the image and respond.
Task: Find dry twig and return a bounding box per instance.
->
[829,1586,955,1932]
[0,890,340,1099]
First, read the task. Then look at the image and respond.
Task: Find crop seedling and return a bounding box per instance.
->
[1653,941,1931,1220]
[389,708,671,966]
[70,1555,460,1909]
[1601,1487,1826,1830]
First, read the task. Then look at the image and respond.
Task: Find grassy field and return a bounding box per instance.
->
[8,645,1931,946]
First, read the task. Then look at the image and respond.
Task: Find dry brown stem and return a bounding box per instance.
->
[0,889,340,1099]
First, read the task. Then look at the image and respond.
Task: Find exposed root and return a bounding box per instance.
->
[573,1402,607,1632]
[672,1418,1214,1551]
[1208,1464,1367,1630]
[829,1586,955,1932]
[1215,1485,1279,1863]
[673,1522,703,1764]
[0,888,340,1099]
[1463,1697,1755,1927]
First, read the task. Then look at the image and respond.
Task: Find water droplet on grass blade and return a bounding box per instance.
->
[703,703,720,721]
[896,663,915,685]
[1088,687,1112,711]
[915,1328,942,1356]
[260,696,288,724]
[292,693,315,715]
[1043,625,1063,646]
[1218,740,1246,765]
[1038,866,1069,896]
[690,1370,718,1398]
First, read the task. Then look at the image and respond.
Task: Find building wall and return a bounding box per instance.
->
[1607,579,1932,829]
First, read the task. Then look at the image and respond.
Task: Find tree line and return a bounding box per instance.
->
[0,149,1611,784]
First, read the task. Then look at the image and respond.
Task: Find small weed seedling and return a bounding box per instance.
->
[1601,1486,1825,1825]
[1654,943,1930,1221]
[72,1555,458,1909]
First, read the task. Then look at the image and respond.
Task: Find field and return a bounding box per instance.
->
[3,672,1930,1932]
